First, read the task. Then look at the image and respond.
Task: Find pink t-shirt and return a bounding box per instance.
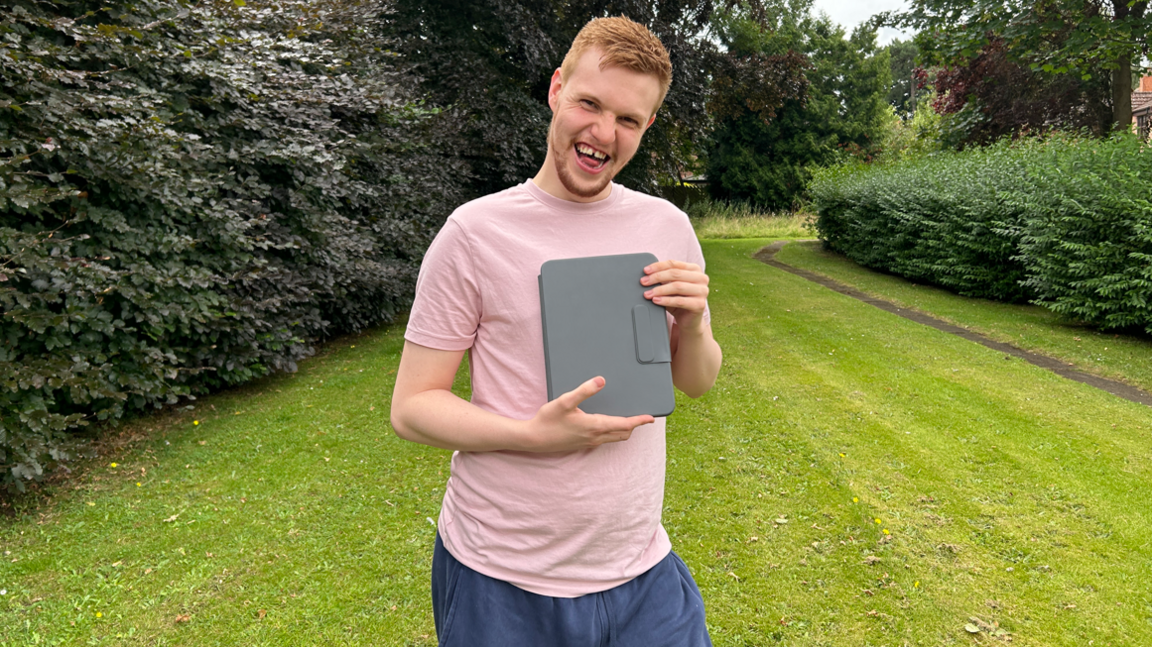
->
[404,179,709,597]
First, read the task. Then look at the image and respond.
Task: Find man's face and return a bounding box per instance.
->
[543,48,662,202]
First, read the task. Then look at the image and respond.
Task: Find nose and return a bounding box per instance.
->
[589,112,616,145]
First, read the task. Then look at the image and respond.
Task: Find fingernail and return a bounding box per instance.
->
[644,290,652,297]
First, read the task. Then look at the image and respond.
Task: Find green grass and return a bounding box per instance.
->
[3,238,1151,646]
[687,201,816,240]
[775,240,1152,393]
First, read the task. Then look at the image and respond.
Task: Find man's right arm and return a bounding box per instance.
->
[390,340,655,453]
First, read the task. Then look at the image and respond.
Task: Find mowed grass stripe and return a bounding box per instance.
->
[673,239,1151,645]
[776,240,1152,394]
[1,328,454,645]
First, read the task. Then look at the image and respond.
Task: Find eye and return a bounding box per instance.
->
[580,99,597,109]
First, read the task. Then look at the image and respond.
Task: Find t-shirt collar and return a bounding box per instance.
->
[523,179,624,215]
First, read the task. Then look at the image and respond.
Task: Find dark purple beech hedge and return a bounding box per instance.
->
[0,0,467,491]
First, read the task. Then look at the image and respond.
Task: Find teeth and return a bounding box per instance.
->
[576,144,607,160]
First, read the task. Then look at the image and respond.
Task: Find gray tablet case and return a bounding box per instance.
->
[538,253,675,417]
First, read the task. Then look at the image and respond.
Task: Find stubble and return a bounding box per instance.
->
[548,119,615,199]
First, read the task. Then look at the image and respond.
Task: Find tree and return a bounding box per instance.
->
[930,37,1112,146]
[388,0,721,198]
[885,0,1150,130]
[886,38,918,117]
[705,6,893,209]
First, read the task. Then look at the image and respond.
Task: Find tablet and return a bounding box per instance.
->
[539,253,675,417]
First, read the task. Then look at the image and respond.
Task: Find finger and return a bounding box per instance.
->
[644,260,699,275]
[602,416,655,443]
[583,412,654,434]
[623,414,656,428]
[650,295,707,311]
[557,376,605,410]
[642,267,706,286]
[592,430,634,446]
[645,281,710,299]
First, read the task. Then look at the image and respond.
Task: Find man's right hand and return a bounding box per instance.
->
[391,341,653,453]
[522,376,655,452]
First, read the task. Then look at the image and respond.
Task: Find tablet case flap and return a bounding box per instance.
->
[539,253,675,417]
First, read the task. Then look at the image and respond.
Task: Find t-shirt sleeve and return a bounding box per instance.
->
[405,219,482,351]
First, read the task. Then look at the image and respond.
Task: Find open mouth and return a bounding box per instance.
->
[574,143,610,173]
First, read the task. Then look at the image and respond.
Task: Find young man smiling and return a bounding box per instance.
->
[391,16,722,646]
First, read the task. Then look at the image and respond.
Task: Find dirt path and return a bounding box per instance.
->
[755,241,1152,408]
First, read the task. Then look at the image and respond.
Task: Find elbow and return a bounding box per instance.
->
[390,403,415,442]
[680,379,716,400]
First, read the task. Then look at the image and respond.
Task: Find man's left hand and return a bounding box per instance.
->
[641,259,709,332]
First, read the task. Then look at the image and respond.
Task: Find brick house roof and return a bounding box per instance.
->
[1134,92,1152,116]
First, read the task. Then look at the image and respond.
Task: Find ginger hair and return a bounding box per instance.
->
[559,17,673,111]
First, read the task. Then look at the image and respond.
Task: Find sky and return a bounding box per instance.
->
[810,0,912,45]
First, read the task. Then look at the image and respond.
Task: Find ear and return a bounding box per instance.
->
[548,68,563,112]
[645,113,657,130]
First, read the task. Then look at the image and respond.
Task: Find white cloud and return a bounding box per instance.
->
[810,0,913,45]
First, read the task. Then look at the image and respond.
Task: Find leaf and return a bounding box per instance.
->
[964,623,981,633]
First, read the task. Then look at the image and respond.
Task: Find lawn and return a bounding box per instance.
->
[776,240,1152,394]
[2,237,1150,646]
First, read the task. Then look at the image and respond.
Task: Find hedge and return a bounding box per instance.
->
[0,0,467,491]
[810,134,1152,334]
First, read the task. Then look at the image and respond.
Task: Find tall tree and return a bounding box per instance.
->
[705,6,892,209]
[885,0,1150,130]
[886,38,918,117]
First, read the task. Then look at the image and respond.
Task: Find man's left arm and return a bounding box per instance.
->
[642,260,723,398]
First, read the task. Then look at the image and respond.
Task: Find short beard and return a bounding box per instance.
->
[549,119,615,199]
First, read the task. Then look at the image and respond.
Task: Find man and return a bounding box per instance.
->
[390,16,723,646]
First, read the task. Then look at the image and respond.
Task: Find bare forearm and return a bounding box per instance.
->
[391,389,530,452]
[392,341,653,454]
[671,325,722,398]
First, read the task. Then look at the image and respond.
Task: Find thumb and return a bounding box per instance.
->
[557,376,605,410]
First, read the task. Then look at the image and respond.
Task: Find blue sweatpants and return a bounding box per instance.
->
[431,534,712,647]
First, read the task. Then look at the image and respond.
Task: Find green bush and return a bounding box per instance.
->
[811,140,1035,302]
[1014,136,1152,332]
[811,134,1152,333]
[0,0,466,490]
